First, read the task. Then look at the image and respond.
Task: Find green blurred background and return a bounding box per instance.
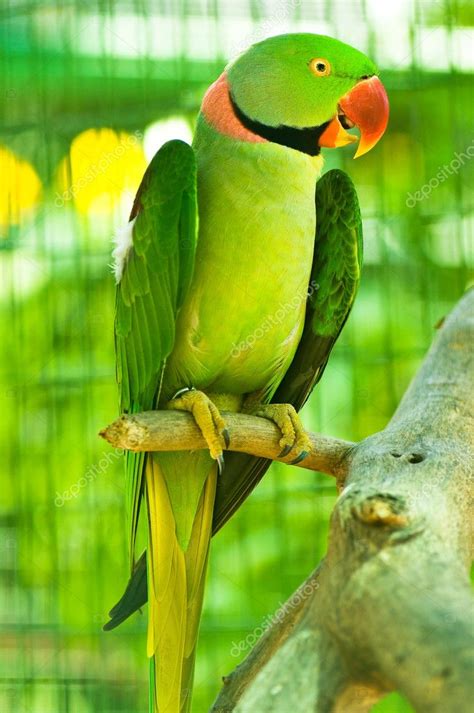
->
[0,1,472,711]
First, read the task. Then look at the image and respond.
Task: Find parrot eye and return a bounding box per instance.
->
[309,58,331,77]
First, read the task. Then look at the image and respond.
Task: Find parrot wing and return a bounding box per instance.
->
[114,139,198,566]
[103,550,147,631]
[105,167,362,627]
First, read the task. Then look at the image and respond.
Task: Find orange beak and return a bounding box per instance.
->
[319,76,389,158]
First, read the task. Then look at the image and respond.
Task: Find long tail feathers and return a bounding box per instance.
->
[146,455,217,713]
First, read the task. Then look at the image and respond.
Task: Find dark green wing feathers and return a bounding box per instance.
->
[273,168,362,410]
[114,140,198,565]
[103,550,147,631]
[105,168,362,629]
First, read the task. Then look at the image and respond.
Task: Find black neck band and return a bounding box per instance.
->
[229,93,329,156]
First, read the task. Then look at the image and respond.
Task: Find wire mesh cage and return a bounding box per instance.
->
[1,1,472,711]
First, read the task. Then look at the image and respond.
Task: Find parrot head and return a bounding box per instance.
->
[226,33,389,158]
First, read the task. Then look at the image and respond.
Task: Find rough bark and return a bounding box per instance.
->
[100,290,473,712]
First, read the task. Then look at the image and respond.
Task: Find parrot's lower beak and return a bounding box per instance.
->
[318,76,389,158]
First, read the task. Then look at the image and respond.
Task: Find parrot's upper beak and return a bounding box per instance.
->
[319,76,389,158]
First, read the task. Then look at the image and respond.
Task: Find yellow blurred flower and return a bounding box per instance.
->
[0,146,42,229]
[56,128,147,215]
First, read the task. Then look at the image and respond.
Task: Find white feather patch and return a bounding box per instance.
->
[112,217,136,283]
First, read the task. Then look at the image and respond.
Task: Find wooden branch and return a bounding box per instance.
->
[100,411,354,478]
[211,290,474,713]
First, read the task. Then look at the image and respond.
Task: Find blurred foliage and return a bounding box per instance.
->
[0,1,472,712]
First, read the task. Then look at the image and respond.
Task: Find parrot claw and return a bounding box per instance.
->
[167,388,228,469]
[279,444,293,458]
[170,385,196,399]
[217,454,225,475]
[247,403,312,465]
[290,450,310,465]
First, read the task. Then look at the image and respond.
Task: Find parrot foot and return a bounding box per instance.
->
[167,388,228,471]
[247,403,311,465]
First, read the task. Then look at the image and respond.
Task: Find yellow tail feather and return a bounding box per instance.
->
[146,455,217,713]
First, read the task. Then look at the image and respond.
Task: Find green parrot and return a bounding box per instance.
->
[106,33,388,713]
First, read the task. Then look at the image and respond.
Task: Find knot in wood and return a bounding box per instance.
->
[351,493,409,528]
